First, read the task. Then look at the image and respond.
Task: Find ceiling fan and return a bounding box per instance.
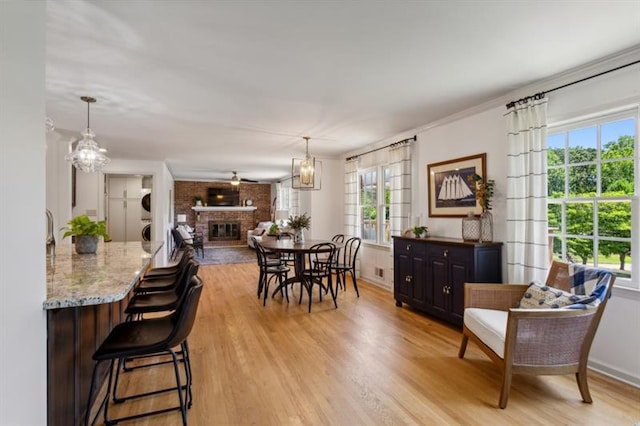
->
[230,171,257,186]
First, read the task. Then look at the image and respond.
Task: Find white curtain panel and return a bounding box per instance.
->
[344,158,359,237]
[389,142,412,237]
[506,97,550,283]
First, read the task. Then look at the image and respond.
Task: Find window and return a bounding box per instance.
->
[547,110,637,286]
[359,166,391,244]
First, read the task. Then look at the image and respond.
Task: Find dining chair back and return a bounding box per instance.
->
[301,242,338,312]
[253,238,290,306]
[330,236,362,297]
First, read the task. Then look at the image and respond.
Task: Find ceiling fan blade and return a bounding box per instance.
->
[240,177,258,183]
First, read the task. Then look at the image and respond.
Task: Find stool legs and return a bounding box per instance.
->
[85,347,191,426]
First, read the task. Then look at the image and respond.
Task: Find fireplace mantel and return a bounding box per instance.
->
[192,206,257,212]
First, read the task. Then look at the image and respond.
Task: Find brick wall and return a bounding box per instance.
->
[174,181,272,246]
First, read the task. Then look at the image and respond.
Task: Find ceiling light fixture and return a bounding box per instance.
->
[292,136,321,190]
[65,96,110,173]
[230,171,241,186]
[299,136,314,185]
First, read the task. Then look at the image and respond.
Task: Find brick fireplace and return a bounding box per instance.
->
[209,220,240,240]
[174,180,272,247]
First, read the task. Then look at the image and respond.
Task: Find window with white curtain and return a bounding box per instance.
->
[547,109,637,287]
[359,166,391,244]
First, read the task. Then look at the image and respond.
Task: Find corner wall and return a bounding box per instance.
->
[0,2,48,423]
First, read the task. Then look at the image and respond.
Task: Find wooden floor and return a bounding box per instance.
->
[103,263,640,425]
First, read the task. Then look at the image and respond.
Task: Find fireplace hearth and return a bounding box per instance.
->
[209,221,240,240]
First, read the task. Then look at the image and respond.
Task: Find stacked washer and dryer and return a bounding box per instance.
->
[141,178,152,241]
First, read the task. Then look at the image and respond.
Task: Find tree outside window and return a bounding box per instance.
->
[547,113,636,283]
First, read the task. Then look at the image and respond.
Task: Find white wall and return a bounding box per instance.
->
[307,158,344,240]
[0,2,48,424]
[353,49,640,385]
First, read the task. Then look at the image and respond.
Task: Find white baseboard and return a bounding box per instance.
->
[589,359,640,388]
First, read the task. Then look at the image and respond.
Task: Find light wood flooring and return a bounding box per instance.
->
[103,263,640,425]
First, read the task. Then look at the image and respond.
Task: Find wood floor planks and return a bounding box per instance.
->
[103,263,640,425]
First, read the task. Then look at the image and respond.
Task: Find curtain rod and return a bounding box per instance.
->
[345,136,416,162]
[505,59,640,109]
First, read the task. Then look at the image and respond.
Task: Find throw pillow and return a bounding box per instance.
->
[253,227,265,236]
[518,281,588,309]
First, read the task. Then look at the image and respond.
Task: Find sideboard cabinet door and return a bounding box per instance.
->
[393,236,502,327]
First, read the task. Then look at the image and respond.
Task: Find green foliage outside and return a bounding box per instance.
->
[548,135,634,270]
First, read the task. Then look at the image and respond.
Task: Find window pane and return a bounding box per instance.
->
[566,238,594,266]
[568,127,597,163]
[566,202,593,236]
[361,207,377,241]
[598,200,631,238]
[548,167,565,198]
[598,240,632,279]
[602,159,634,195]
[547,203,561,233]
[568,164,596,196]
[547,133,565,166]
[601,118,635,160]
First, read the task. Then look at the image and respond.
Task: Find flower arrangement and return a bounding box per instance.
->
[473,174,495,212]
[287,212,311,230]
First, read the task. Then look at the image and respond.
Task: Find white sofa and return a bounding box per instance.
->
[247,221,273,248]
[247,221,291,248]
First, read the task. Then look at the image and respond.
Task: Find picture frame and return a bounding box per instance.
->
[427,153,486,217]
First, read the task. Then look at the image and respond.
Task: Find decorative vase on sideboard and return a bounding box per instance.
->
[479,210,493,243]
[462,212,481,241]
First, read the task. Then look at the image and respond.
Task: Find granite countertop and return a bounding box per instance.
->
[44,241,163,310]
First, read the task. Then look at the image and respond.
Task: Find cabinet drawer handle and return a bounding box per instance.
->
[443,249,448,257]
[405,275,413,283]
[406,244,411,251]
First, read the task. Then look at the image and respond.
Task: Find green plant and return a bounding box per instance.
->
[61,214,110,240]
[287,212,311,230]
[192,195,204,205]
[412,226,428,237]
[473,173,495,212]
[268,223,279,234]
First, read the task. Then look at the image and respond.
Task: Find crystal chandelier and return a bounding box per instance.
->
[299,136,314,185]
[65,96,110,173]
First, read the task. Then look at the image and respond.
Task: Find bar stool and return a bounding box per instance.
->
[85,276,203,426]
[126,260,199,320]
[134,250,195,294]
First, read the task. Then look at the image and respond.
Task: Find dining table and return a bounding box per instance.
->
[260,238,344,297]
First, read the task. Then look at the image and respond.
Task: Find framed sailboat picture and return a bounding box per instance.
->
[427,153,486,217]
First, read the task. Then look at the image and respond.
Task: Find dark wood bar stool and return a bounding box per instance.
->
[85,277,203,426]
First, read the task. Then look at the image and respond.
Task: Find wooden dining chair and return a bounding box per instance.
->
[300,242,338,313]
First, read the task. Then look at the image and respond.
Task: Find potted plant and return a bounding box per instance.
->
[192,195,204,206]
[268,223,280,235]
[288,212,311,243]
[412,226,428,238]
[61,214,110,254]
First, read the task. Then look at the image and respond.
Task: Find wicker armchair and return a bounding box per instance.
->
[458,261,615,408]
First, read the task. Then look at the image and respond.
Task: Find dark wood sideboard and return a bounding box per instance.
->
[393,236,503,327]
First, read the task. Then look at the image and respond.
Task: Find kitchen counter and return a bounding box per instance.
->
[45,240,164,425]
[44,241,163,310]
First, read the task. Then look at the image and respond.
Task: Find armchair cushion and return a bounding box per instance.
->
[518,282,588,309]
[464,308,508,358]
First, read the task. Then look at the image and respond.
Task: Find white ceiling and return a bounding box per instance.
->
[46,1,640,183]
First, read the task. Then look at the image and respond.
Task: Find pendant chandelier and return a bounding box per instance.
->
[65,96,110,173]
[291,136,321,190]
[299,136,314,185]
